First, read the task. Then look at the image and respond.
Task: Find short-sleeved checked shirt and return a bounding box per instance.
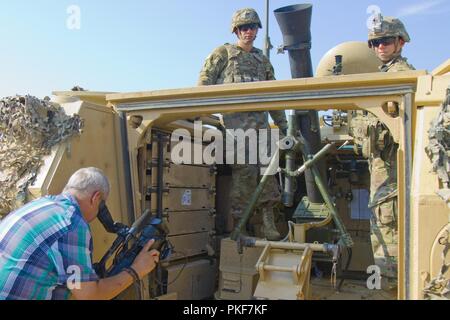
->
[0,193,98,300]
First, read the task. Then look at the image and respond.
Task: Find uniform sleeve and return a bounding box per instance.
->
[389,58,415,72]
[269,110,288,134]
[262,55,276,81]
[198,46,229,86]
[389,62,415,72]
[51,222,99,285]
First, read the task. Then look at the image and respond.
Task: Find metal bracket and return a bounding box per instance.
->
[277,42,312,54]
[147,186,170,194]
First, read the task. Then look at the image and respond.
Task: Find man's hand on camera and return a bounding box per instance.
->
[131,239,160,279]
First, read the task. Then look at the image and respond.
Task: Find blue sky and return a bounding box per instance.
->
[0,0,449,98]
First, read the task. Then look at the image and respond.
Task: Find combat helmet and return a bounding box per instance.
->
[231,8,262,33]
[368,14,410,48]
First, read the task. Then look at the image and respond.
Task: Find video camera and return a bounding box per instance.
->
[93,201,171,278]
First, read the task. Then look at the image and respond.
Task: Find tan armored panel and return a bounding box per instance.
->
[146,130,216,262]
[218,238,264,300]
[316,41,381,77]
[27,93,127,262]
[164,259,218,300]
[107,64,449,300]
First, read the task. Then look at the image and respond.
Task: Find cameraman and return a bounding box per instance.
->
[0,167,160,300]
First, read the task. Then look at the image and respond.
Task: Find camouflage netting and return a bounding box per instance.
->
[0,95,83,216]
[426,86,450,208]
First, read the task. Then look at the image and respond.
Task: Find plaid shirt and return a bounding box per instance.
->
[0,194,98,300]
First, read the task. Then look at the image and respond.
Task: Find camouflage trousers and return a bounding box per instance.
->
[369,154,398,289]
[229,164,281,218]
[370,197,398,288]
[350,110,399,289]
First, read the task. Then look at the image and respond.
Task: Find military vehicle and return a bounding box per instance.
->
[1,4,449,300]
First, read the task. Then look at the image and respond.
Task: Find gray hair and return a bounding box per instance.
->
[63,167,110,199]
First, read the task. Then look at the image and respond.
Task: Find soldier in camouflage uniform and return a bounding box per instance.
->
[350,15,415,290]
[198,8,288,240]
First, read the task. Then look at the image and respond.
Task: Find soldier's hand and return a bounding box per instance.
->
[131,239,160,279]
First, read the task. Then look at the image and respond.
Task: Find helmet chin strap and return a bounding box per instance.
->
[392,38,403,58]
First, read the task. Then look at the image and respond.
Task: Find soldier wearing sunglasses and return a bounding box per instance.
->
[368,15,414,72]
[349,15,415,295]
[198,8,288,241]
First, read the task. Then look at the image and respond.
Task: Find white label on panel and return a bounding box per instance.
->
[182,189,192,206]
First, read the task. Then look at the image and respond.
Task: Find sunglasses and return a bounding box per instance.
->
[369,36,397,47]
[238,24,258,32]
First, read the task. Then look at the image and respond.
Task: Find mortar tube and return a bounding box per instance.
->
[297,111,325,203]
[274,4,325,204]
[230,148,281,241]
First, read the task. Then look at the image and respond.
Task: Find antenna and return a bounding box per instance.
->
[263,0,272,59]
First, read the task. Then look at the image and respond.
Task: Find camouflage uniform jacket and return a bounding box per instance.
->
[350,55,415,207]
[370,56,414,206]
[198,43,287,132]
[379,55,415,72]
